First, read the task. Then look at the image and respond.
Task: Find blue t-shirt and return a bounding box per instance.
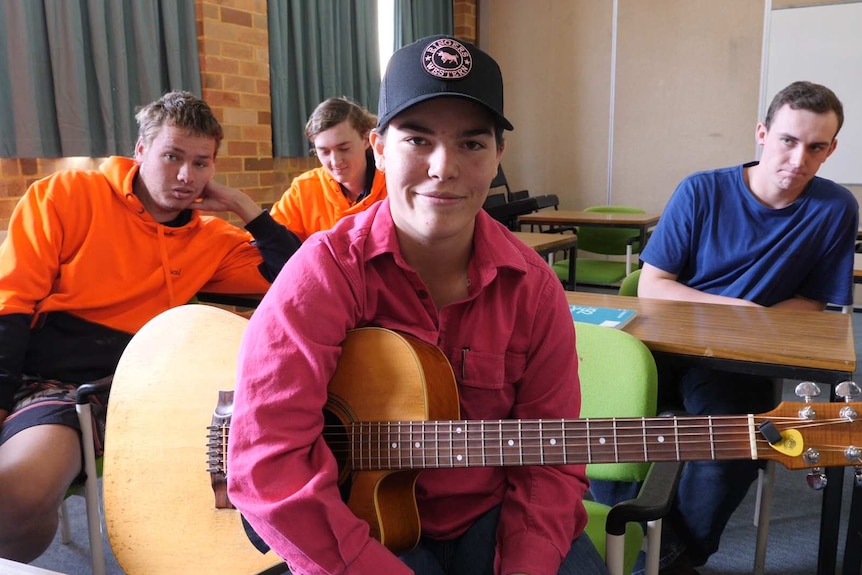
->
[641,162,859,306]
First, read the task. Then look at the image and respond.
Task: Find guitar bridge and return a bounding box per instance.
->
[207,390,235,509]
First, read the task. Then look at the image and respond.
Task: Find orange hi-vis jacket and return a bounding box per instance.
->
[0,156,293,411]
[269,163,386,241]
[0,157,274,333]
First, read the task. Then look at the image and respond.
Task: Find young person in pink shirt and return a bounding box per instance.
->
[228,36,608,575]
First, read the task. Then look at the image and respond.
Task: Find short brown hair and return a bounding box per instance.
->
[764,81,844,138]
[305,97,377,143]
[135,91,224,156]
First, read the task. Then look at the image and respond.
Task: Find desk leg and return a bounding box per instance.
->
[843,479,862,575]
[567,242,577,291]
[818,466,844,575]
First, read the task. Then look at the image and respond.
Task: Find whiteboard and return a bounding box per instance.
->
[766,2,862,184]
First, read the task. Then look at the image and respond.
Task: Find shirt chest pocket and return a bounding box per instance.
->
[451,349,527,419]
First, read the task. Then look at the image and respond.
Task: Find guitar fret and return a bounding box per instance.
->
[708,416,715,460]
[405,422,411,468]
[518,421,524,466]
[422,422,429,467]
[539,419,544,465]
[481,421,487,466]
[613,418,619,462]
[497,421,506,465]
[447,421,454,467]
[433,421,439,468]
[396,422,402,469]
[562,420,568,465]
[641,418,647,460]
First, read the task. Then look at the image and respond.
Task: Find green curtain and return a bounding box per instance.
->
[269,0,380,158]
[393,0,453,50]
[0,0,201,158]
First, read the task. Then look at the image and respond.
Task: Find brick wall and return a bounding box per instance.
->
[196,0,315,224]
[0,0,477,229]
[454,0,477,43]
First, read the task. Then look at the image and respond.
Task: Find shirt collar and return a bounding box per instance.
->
[362,199,530,282]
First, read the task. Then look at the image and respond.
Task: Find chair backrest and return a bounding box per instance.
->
[578,206,645,256]
[484,196,541,230]
[618,268,642,297]
[483,192,507,209]
[533,194,560,211]
[490,164,530,202]
[575,321,657,482]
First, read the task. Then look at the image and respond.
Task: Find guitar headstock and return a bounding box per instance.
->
[755,401,862,470]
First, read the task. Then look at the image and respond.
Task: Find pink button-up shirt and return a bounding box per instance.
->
[228,199,587,575]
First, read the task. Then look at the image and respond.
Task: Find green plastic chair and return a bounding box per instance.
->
[553,206,645,287]
[618,268,642,297]
[576,321,681,575]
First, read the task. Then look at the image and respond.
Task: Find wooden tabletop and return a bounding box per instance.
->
[512,231,577,252]
[567,292,856,378]
[519,210,661,226]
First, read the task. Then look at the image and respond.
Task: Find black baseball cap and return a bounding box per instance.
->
[377,35,514,132]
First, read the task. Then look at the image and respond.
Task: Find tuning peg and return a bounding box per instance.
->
[795,381,822,401]
[795,382,821,420]
[835,381,862,402]
[807,468,828,490]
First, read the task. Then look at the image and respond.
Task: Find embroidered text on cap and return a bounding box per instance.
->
[422,38,472,80]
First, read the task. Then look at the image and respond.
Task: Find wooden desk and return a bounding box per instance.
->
[567,292,856,575]
[567,292,854,380]
[0,558,68,575]
[512,231,578,289]
[519,210,661,252]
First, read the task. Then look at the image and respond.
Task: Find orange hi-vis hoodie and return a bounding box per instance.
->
[0,156,274,334]
[269,163,386,241]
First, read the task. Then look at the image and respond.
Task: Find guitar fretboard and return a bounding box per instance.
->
[348,415,759,470]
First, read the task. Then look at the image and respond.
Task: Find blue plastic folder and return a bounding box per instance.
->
[569,305,637,329]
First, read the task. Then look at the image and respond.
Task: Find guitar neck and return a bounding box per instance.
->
[348,414,761,470]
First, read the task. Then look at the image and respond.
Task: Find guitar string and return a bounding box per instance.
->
[213,416,853,469]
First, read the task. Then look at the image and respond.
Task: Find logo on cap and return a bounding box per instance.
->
[422,38,472,80]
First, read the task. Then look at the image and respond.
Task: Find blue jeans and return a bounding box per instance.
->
[400,505,610,575]
[590,357,776,572]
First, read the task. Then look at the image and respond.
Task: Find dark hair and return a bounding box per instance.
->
[306,97,377,142]
[764,81,844,137]
[135,91,224,156]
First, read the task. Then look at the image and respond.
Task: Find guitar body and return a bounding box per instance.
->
[327,327,460,553]
[104,305,460,572]
[103,305,282,575]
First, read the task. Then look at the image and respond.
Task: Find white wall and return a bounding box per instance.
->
[479,0,862,212]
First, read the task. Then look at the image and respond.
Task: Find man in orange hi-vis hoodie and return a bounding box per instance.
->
[0,91,301,564]
[269,97,387,241]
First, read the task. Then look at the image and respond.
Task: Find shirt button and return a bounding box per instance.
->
[418,290,428,299]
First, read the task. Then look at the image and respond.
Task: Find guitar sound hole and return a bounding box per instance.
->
[323,408,352,502]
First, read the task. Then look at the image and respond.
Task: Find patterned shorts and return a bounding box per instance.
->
[0,376,111,460]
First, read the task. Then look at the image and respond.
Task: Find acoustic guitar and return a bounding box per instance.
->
[103,304,862,575]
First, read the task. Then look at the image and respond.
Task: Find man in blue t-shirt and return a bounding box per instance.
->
[592,81,858,575]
